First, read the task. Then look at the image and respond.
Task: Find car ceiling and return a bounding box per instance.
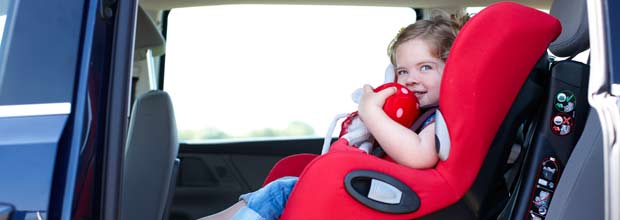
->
[140,0,553,11]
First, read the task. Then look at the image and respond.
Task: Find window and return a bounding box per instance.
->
[0,0,9,47]
[0,0,14,96]
[165,5,416,142]
[0,0,11,75]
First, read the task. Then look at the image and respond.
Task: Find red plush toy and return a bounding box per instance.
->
[374,82,420,128]
[328,82,420,153]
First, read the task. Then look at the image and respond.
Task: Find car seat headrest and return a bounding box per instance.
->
[384,64,395,83]
[549,0,589,57]
[135,5,165,60]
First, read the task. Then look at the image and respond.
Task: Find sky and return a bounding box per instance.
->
[163,5,417,139]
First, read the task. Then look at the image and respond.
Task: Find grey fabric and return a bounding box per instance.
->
[545,110,604,220]
[121,90,179,220]
[549,0,589,57]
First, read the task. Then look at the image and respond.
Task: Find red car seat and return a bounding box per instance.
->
[264,2,561,219]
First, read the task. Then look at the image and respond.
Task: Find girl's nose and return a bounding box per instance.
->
[405,72,419,84]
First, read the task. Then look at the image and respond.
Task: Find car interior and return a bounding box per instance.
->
[121,0,604,219]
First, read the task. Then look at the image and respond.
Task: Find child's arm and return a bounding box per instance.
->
[358,85,439,169]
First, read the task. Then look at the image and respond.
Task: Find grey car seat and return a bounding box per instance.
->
[120,90,179,220]
[545,0,604,218]
[497,0,600,219]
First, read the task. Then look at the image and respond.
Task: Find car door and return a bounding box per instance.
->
[0,0,94,218]
[0,0,137,219]
[587,0,620,219]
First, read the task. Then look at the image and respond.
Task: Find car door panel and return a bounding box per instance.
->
[169,138,323,220]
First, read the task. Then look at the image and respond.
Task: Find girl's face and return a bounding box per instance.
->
[394,38,445,108]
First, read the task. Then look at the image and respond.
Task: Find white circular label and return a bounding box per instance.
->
[557,93,567,102]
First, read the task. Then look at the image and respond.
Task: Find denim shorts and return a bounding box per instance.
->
[233,176,298,220]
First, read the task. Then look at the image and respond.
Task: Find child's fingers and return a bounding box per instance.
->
[376,87,397,99]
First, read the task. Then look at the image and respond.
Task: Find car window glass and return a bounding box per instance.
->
[0,0,11,89]
[164,5,416,143]
[0,0,10,62]
[0,0,8,47]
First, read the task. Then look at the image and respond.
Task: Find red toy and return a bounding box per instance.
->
[268,82,421,184]
[374,82,420,128]
[339,82,420,146]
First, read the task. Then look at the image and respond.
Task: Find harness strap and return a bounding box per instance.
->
[410,106,439,133]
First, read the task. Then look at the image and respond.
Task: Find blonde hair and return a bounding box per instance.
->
[388,14,469,65]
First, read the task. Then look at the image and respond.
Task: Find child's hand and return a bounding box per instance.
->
[358,84,397,120]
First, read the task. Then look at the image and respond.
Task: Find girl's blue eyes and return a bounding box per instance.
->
[420,65,432,72]
[397,65,433,75]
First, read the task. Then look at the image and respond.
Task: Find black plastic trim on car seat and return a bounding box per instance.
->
[500,60,590,220]
[344,170,420,214]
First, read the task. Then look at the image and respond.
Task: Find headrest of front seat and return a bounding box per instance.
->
[135,5,165,60]
[549,0,589,57]
[121,90,178,220]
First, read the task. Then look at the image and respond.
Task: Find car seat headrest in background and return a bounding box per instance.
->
[135,5,165,60]
[438,2,561,197]
[121,90,179,220]
[549,0,589,57]
[384,64,395,83]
